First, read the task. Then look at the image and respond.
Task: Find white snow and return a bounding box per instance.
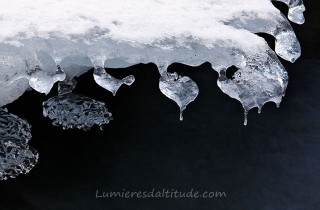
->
[0,0,305,124]
[0,0,279,50]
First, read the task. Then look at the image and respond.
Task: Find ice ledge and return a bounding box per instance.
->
[0,0,306,181]
[0,0,305,126]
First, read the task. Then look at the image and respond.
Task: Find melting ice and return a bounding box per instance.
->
[0,0,305,125]
[0,0,305,178]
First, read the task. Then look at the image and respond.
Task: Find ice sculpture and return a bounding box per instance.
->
[0,0,306,123]
[43,79,113,130]
[0,0,305,126]
[0,0,306,180]
[0,108,38,180]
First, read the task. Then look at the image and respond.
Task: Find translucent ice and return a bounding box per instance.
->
[0,109,38,180]
[159,72,199,121]
[273,0,305,24]
[43,81,113,130]
[0,0,305,124]
[0,108,32,143]
[93,67,135,96]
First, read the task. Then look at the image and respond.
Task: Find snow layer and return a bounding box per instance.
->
[0,0,284,49]
[0,0,305,124]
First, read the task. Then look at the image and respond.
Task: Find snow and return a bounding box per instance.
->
[0,0,305,125]
[1,0,282,50]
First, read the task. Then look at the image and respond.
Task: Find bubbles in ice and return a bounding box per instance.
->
[0,137,39,180]
[43,81,113,130]
[0,108,32,143]
[0,108,38,180]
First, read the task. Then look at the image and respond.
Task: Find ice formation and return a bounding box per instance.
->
[43,79,113,130]
[0,0,305,125]
[0,0,305,179]
[0,108,38,180]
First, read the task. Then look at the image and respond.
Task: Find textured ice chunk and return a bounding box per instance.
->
[0,108,32,143]
[0,137,39,180]
[43,92,113,130]
[0,108,38,180]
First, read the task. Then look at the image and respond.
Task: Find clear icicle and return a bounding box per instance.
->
[159,67,199,121]
[93,67,135,96]
[244,109,248,126]
[179,111,183,121]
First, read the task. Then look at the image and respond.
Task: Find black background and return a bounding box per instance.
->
[0,1,319,210]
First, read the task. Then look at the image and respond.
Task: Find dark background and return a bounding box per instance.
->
[0,1,319,210]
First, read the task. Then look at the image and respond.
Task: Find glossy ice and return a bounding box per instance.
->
[0,0,305,125]
[0,109,38,180]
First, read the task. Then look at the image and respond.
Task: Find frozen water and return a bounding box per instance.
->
[0,137,39,180]
[93,67,135,96]
[43,85,113,130]
[0,108,38,180]
[0,0,305,124]
[159,72,199,121]
[42,79,113,130]
[0,108,32,143]
[274,0,305,24]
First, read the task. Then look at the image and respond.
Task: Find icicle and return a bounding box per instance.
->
[244,109,248,126]
[158,62,199,121]
[179,111,183,121]
[93,67,135,96]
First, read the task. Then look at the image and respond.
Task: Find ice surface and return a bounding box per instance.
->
[159,72,199,121]
[0,108,32,143]
[0,109,38,180]
[93,67,135,96]
[43,81,113,130]
[274,0,305,24]
[0,0,305,124]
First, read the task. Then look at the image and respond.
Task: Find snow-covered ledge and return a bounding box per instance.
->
[0,0,305,179]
